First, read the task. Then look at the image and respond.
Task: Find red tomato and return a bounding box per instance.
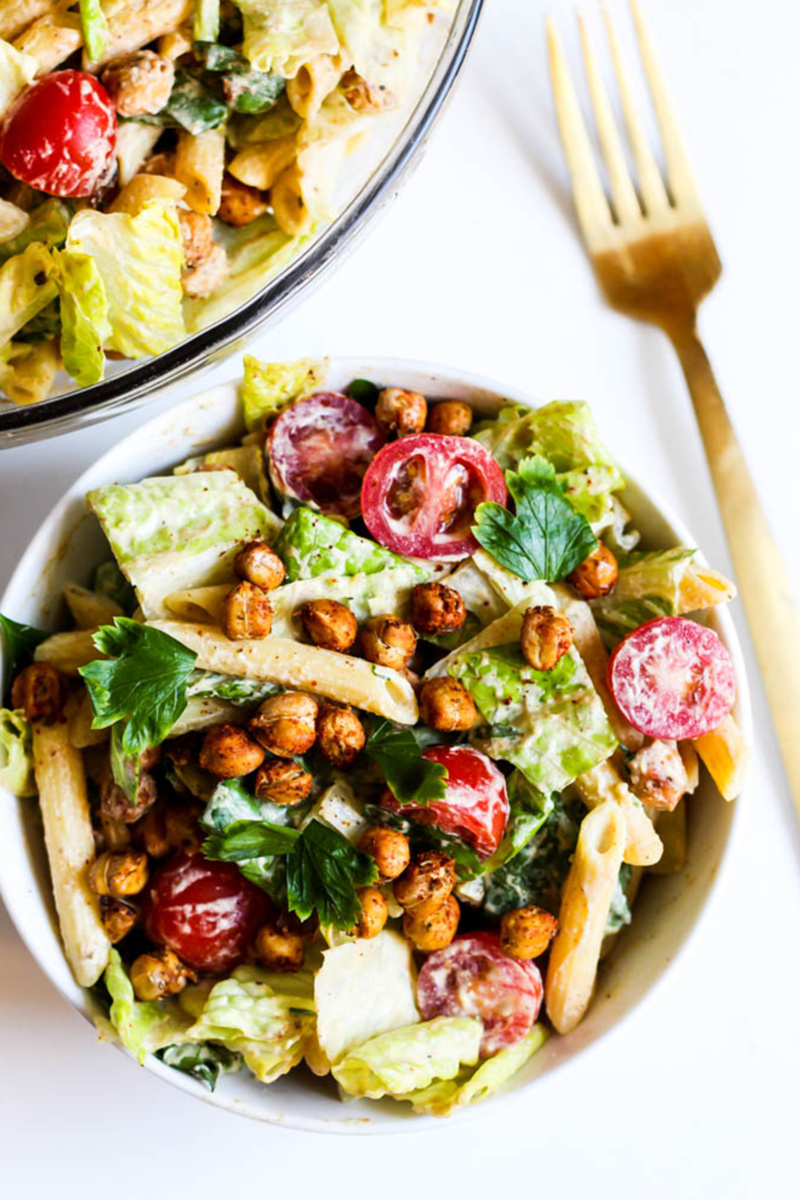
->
[361,434,507,561]
[267,392,384,519]
[608,616,736,739]
[382,745,509,858]
[417,931,543,1057]
[0,71,116,198]
[142,852,270,974]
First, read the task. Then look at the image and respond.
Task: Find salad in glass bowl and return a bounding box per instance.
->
[0,357,750,1120]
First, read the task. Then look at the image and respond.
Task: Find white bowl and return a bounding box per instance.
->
[0,358,751,1132]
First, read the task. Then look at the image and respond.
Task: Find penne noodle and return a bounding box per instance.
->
[545,800,626,1034]
[14,11,83,75]
[32,720,110,987]
[67,690,110,749]
[678,740,700,793]
[175,127,226,216]
[86,0,194,70]
[0,0,66,43]
[109,173,185,216]
[168,695,249,738]
[693,713,750,802]
[115,123,162,187]
[650,802,688,875]
[228,136,298,192]
[270,162,313,236]
[35,629,100,674]
[562,597,644,752]
[63,582,123,630]
[286,54,343,120]
[573,758,663,868]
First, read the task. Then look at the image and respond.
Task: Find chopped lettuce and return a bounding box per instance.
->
[200,777,295,898]
[101,949,193,1064]
[87,471,281,618]
[65,200,185,359]
[0,38,37,119]
[474,400,619,474]
[194,0,221,42]
[79,0,109,62]
[236,0,340,76]
[53,249,110,387]
[558,464,626,525]
[606,862,633,934]
[187,671,279,704]
[275,506,428,581]
[441,558,508,627]
[92,561,136,614]
[333,1017,482,1100]
[481,771,555,874]
[481,794,585,918]
[174,444,266,497]
[158,1041,241,1091]
[591,548,722,647]
[0,244,58,352]
[0,199,71,266]
[242,354,326,430]
[0,708,35,796]
[270,564,426,634]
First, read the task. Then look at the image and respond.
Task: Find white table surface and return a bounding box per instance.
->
[1,0,798,1192]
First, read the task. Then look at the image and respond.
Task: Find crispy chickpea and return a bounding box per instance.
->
[568,541,618,599]
[375,387,428,437]
[351,887,388,940]
[88,849,148,898]
[297,599,357,653]
[99,896,138,944]
[254,759,313,806]
[101,772,158,825]
[403,893,460,952]
[426,400,473,436]
[199,723,265,778]
[181,242,230,299]
[315,703,365,768]
[254,920,305,972]
[130,948,196,1002]
[393,849,457,918]
[628,740,689,812]
[520,605,574,671]
[358,826,411,882]
[359,615,417,671]
[11,662,65,724]
[418,677,476,731]
[136,801,202,859]
[340,69,397,113]
[101,50,175,117]
[178,210,213,268]
[249,692,318,758]
[412,582,467,637]
[234,540,286,590]
[218,174,269,226]
[500,905,559,960]
[221,580,273,641]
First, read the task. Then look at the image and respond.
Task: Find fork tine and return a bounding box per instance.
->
[577,14,641,225]
[546,17,613,247]
[630,0,699,207]
[601,2,669,214]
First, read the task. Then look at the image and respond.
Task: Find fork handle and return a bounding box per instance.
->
[667,321,800,813]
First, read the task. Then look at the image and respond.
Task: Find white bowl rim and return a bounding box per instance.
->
[0,356,753,1134]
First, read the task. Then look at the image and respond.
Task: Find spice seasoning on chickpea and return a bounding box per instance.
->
[316,703,365,767]
[88,849,149,898]
[11,663,66,724]
[520,605,574,671]
[297,599,358,653]
[254,759,314,806]
[248,692,318,758]
[412,582,467,636]
[199,723,265,778]
[221,580,273,640]
[375,388,428,436]
[358,826,411,881]
[403,893,460,951]
[351,887,389,939]
[418,677,476,731]
[254,920,305,972]
[359,615,417,671]
[393,850,457,918]
[234,540,286,590]
[99,895,138,944]
[500,906,559,960]
[568,542,618,599]
[130,949,196,1002]
[426,400,473,436]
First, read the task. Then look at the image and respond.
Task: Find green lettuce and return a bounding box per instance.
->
[79,0,109,62]
[241,354,326,430]
[591,548,700,647]
[92,561,136,614]
[187,671,279,704]
[200,778,295,897]
[474,400,618,474]
[101,949,193,1064]
[0,709,34,796]
[65,200,185,359]
[481,771,555,874]
[0,244,58,352]
[0,199,71,266]
[275,506,428,581]
[0,38,37,118]
[174,444,266,496]
[333,1017,482,1100]
[236,0,340,76]
[194,0,221,42]
[53,249,110,387]
[158,1041,241,1091]
[481,794,585,918]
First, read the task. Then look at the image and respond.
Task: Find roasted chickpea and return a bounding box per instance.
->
[221,580,273,641]
[249,692,318,758]
[136,801,202,859]
[254,759,313,806]
[520,605,574,671]
[426,400,473,436]
[297,599,357,653]
[178,210,214,268]
[199,723,265,778]
[351,887,388,940]
[418,677,476,731]
[101,771,158,825]
[130,948,196,1001]
[11,662,66,724]
[628,740,689,812]
[403,893,460,951]
[340,69,397,112]
[375,387,427,436]
[358,826,411,882]
[412,582,467,637]
[254,920,305,972]
[315,703,365,768]
[568,542,618,599]
[181,242,230,299]
[217,174,269,227]
[88,849,149,898]
[101,50,175,117]
[234,540,286,590]
[99,895,138,944]
[500,905,559,960]
[393,849,457,918]
[359,615,417,671]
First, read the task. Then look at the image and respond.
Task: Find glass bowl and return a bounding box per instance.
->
[0,2,484,447]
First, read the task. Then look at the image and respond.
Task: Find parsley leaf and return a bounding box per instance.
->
[364,718,448,806]
[285,819,378,929]
[202,819,301,862]
[0,613,48,699]
[473,455,597,583]
[79,618,197,754]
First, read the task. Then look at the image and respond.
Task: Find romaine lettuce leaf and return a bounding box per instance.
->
[270,564,427,634]
[481,794,585,918]
[0,38,37,118]
[241,354,326,430]
[0,708,35,796]
[174,444,266,496]
[79,0,109,62]
[100,949,194,1064]
[0,199,71,266]
[333,1017,482,1100]
[65,200,185,359]
[53,248,110,387]
[275,506,429,581]
[236,0,340,76]
[158,1040,241,1091]
[473,400,618,475]
[0,244,58,352]
[200,777,295,898]
[194,0,221,42]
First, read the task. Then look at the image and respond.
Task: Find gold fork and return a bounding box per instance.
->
[547,2,800,814]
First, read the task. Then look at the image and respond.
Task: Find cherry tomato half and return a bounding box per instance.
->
[608,616,736,739]
[267,392,385,519]
[0,71,116,198]
[142,852,270,974]
[382,745,509,859]
[417,931,543,1057]
[361,434,507,561]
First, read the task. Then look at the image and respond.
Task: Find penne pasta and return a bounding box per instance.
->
[115,123,162,187]
[286,54,343,120]
[693,713,750,802]
[270,162,314,236]
[572,758,663,868]
[0,0,66,43]
[67,689,110,749]
[228,136,299,192]
[168,695,249,738]
[175,127,227,216]
[32,720,110,987]
[35,629,101,674]
[86,0,194,70]
[109,173,186,217]
[650,802,688,875]
[545,800,626,1034]
[561,596,644,752]
[63,582,124,630]
[14,11,83,75]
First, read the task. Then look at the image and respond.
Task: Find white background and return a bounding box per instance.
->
[1,0,798,1194]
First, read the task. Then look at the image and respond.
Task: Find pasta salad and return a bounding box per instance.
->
[0,358,750,1116]
[0,1,447,407]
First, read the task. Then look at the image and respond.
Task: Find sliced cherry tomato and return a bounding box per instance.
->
[0,71,116,198]
[142,852,270,974]
[608,616,736,739]
[382,745,509,858]
[417,931,543,1057]
[267,392,384,519]
[361,433,507,561]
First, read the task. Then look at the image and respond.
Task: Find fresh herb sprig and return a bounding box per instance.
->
[364,718,448,806]
[0,614,47,700]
